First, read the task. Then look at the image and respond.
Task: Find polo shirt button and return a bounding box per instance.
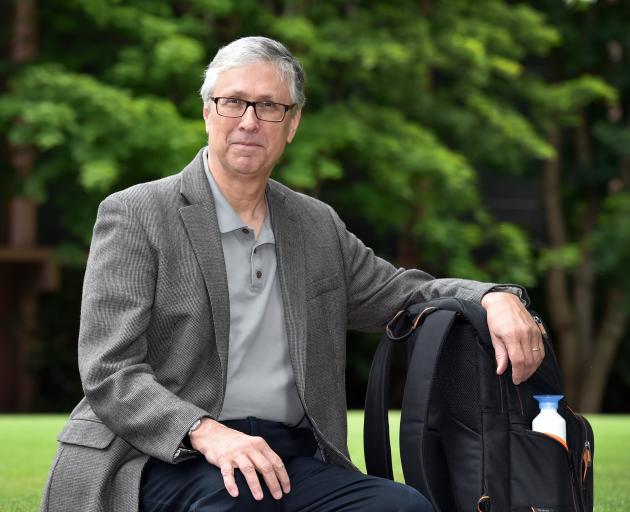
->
[242,228,250,234]
[256,270,262,279]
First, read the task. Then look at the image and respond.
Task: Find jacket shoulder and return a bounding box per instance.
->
[269,179,336,223]
[107,173,181,205]
[98,172,183,219]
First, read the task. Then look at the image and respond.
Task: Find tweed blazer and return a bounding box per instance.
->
[40,148,500,512]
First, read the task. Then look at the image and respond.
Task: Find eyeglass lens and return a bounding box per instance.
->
[216,98,287,122]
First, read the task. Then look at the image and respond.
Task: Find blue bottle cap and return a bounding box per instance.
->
[533,394,564,409]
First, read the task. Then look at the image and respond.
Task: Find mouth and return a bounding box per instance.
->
[231,141,262,148]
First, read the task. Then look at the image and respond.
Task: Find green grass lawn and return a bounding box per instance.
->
[0,413,628,511]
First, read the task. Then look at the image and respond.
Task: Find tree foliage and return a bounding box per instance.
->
[525,0,630,412]
[1,0,547,285]
[2,0,628,411]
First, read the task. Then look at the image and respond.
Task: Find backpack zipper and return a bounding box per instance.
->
[566,407,593,511]
[567,407,593,487]
[581,440,592,482]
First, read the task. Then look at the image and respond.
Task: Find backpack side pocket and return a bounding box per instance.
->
[509,427,579,511]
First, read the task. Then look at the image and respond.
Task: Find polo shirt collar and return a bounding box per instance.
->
[202,147,274,243]
[257,212,275,245]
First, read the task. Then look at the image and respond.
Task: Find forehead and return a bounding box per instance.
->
[214,62,291,100]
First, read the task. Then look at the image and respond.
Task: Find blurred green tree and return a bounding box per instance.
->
[523,0,630,412]
[1,0,546,280]
[0,0,625,411]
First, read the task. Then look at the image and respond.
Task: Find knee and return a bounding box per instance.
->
[380,482,433,512]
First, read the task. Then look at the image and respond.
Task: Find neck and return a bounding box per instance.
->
[208,160,269,231]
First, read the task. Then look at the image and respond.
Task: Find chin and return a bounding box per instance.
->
[230,165,267,178]
[229,158,264,174]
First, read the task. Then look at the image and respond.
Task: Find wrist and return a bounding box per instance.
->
[481,291,513,308]
[189,417,218,451]
[484,284,529,306]
[182,417,208,450]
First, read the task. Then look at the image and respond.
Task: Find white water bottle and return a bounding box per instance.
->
[532,395,567,446]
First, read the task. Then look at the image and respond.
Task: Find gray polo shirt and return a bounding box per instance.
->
[202,148,305,426]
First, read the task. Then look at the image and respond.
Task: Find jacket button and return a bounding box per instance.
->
[256,270,262,279]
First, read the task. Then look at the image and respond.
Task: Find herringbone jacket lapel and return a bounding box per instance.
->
[178,153,230,387]
[268,182,307,397]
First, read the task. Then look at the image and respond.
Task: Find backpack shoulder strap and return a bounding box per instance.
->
[363,328,397,479]
[364,307,459,485]
[399,309,459,496]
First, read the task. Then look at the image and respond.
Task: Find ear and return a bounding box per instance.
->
[202,104,211,134]
[286,108,302,144]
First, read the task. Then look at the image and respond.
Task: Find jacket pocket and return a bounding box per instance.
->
[510,428,578,511]
[57,418,116,449]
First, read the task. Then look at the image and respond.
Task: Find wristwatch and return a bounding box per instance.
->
[188,418,203,437]
[181,418,203,450]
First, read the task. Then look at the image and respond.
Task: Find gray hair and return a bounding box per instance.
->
[200,36,305,107]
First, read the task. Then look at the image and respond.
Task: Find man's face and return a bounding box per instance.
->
[203,62,302,181]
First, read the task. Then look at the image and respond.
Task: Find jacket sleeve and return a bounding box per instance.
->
[78,195,207,463]
[326,206,528,332]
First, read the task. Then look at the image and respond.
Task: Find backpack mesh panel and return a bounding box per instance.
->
[435,321,482,433]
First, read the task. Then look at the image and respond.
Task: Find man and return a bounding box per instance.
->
[40,36,543,512]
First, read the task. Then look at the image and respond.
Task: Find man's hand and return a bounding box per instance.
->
[189,418,290,501]
[481,291,544,385]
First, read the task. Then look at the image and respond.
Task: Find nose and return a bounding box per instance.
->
[238,104,260,130]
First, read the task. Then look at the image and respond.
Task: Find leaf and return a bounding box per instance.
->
[79,159,119,192]
[538,244,583,272]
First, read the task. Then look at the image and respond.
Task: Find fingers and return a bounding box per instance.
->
[483,292,545,385]
[504,335,531,385]
[504,321,544,384]
[535,334,546,362]
[247,446,285,500]
[493,336,509,376]
[219,459,240,498]
[234,453,266,500]
[199,424,289,502]
[261,446,290,494]
[219,452,286,501]
[529,323,545,371]
[218,448,286,501]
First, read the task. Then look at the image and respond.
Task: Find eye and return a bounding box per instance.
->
[224,97,242,105]
[258,101,279,110]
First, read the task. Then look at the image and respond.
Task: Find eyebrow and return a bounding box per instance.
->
[217,89,278,101]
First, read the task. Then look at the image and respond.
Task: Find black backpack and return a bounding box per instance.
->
[364,298,594,512]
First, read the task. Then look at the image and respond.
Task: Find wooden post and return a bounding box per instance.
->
[0,0,60,411]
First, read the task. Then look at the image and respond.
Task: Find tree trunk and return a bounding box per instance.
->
[579,288,628,412]
[572,114,597,374]
[8,0,38,247]
[577,154,630,411]
[398,177,431,269]
[8,0,39,411]
[397,231,417,270]
[542,123,580,404]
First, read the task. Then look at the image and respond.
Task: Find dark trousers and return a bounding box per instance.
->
[140,417,432,512]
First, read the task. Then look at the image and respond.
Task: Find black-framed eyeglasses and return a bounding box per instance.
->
[210,97,296,123]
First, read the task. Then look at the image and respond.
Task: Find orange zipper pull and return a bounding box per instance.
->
[582,440,592,481]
